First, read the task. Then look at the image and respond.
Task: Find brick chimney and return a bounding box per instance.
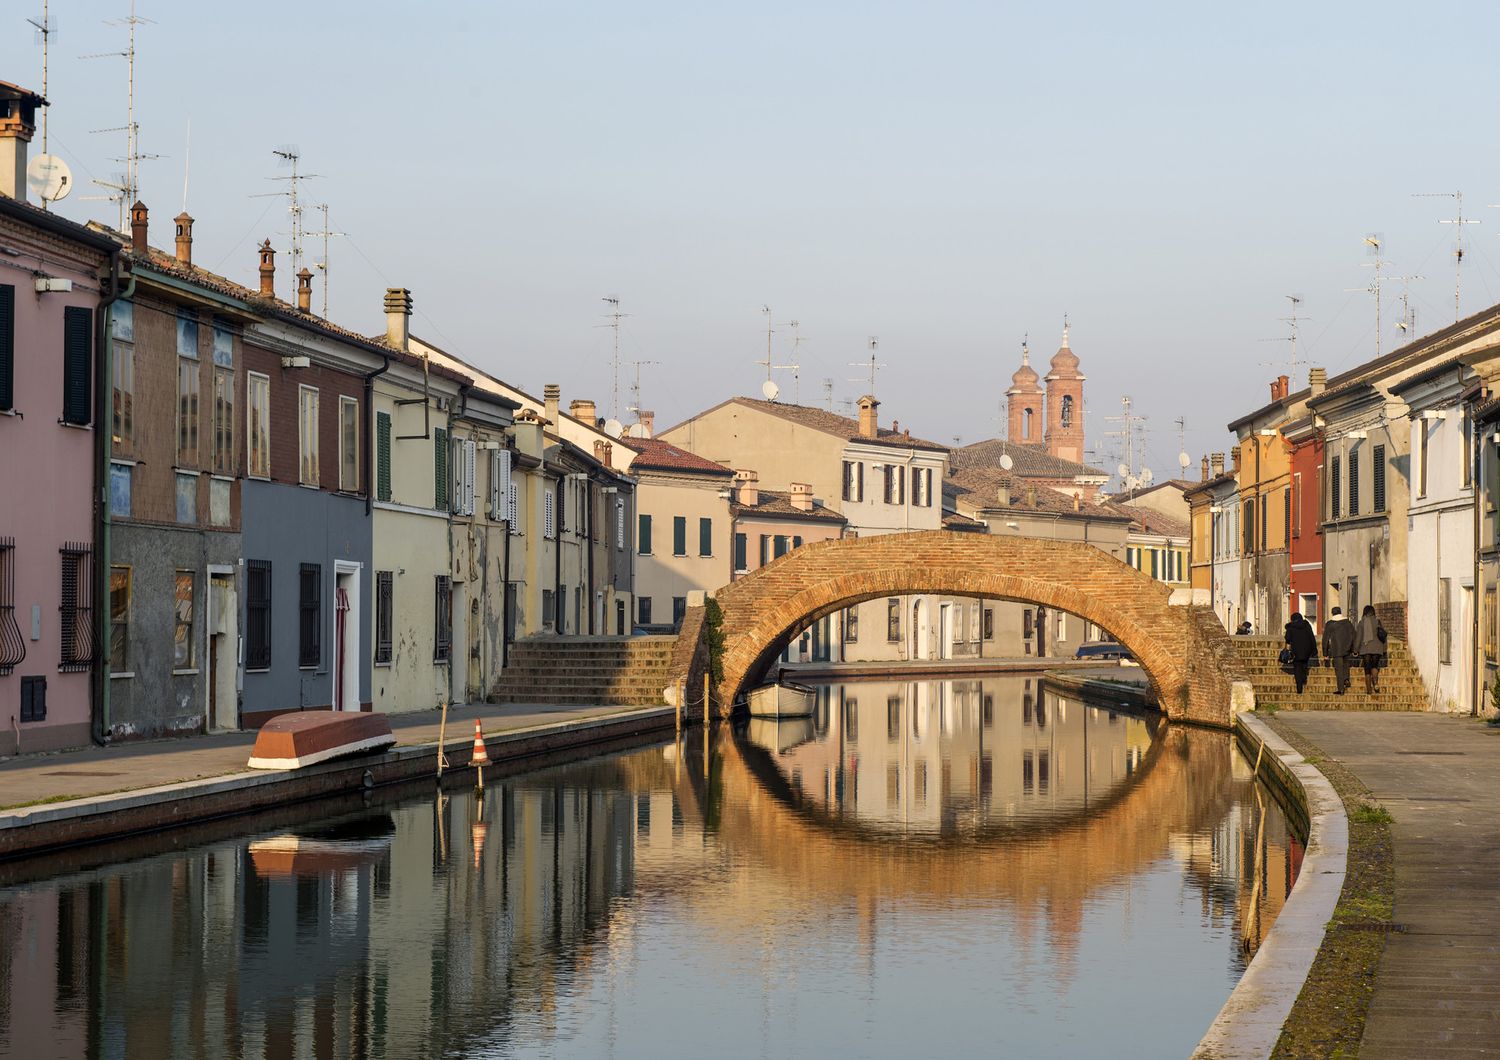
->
[1269,374,1290,402]
[1231,447,1242,473]
[1211,452,1225,477]
[1073,492,1081,512]
[1201,455,1210,481]
[130,201,149,254]
[383,287,412,351]
[734,470,759,507]
[1026,485,1038,508]
[0,82,42,201]
[998,481,1012,506]
[1309,366,1327,396]
[857,395,879,439]
[593,440,613,468]
[257,240,275,297]
[569,398,597,425]
[543,384,560,426]
[296,268,313,312]
[789,482,814,511]
[637,410,655,439]
[174,212,193,264]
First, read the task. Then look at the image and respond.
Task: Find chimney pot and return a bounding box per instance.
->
[790,482,814,511]
[1231,447,1242,473]
[1073,492,1081,512]
[1211,452,1225,476]
[173,212,194,265]
[543,384,560,426]
[734,469,759,507]
[296,268,314,312]
[569,398,597,424]
[382,287,412,351]
[258,239,276,297]
[130,201,149,255]
[856,395,879,439]
[0,83,42,201]
[1309,366,1328,395]
[637,410,655,439]
[593,440,613,468]
[1201,455,1210,481]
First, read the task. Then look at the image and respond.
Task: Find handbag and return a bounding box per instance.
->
[1278,647,1293,665]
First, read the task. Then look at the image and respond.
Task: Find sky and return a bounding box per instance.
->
[8,0,1500,481]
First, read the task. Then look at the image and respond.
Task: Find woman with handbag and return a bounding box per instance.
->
[1284,612,1318,694]
[1357,605,1388,694]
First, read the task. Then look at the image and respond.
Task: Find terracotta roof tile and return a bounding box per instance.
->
[620,436,735,476]
[1105,502,1190,538]
[944,466,1129,520]
[952,438,1109,478]
[730,490,846,523]
[724,398,949,452]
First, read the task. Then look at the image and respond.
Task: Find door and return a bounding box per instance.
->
[938,603,953,660]
[334,564,360,712]
[913,599,930,660]
[208,573,237,731]
[334,584,351,710]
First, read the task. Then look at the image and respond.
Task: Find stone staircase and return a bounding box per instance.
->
[489,636,676,707]
[1230,635,1430,712]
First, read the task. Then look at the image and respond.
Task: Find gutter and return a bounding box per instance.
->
[92,250,135,746]
[362,353,391,516]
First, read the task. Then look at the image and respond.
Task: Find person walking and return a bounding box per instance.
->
[1357,604,1388,695]
[1322,606,1357,695]
[1283,612,1317,694]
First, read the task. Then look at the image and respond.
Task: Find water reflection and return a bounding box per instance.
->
[0,676,1300,1060]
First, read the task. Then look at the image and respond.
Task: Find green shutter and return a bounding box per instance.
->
[638,514,652,555]
[672,516,686,556]
[699,517,712,557]
[376,412,392,502]
[62,305,92,425]
[433,427,448,509]
[0,285,13,410]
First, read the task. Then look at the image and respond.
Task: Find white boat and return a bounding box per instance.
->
[747,680,817,719]
[746,715,816,753]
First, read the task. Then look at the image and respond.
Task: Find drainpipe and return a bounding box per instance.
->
[587,477,597,634]
[362,353,391,516]
[553,467,563,635]
[1474,402,1484,715]
[92,250,135,746]
[501,453,513,670]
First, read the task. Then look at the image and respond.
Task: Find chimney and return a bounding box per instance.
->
[1026,485,1037,508]
[637,410,655,439]
[257,240,276,297]
[789,482,814,511]
[1211,452,1225,476]
[1073,492,1081,512]
[0,83,42,201]
[1231,447,1242,473]
[998,484,1012,506]
[383,287,412,350]
[734,469,759,507]
[296,268,313,312]
[543,384,560,426]
[856,395,879,439]
[1201,455,1210,482]
[130,201,149,254]
[593,440,613,468]
[1309,366,1327,396]
[173,212,194,264]
[1269,374,1290,402]
[569,398,597,424]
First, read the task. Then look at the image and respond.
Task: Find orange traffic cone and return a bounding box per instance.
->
[471,719,490,789]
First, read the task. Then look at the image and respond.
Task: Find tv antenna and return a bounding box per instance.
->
[848,336,886,393]
[305,203,344,318]
[81,0,158,230]
[594,297,629,420]
[1175,417,1192,476]
[1391,273,1423,340]
[752,306,800,401]
[26,3,72,210]
[1343,235,1389,357]
[821,377,835,411]
[1104,395,1147,496]
[251,148,321,285]
[1257,295,1308,380]
[27,3,55,157]
[1414,191,1478,321]
[627,359,659,418]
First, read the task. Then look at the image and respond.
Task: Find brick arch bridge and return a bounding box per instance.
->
[671,530,1250,728]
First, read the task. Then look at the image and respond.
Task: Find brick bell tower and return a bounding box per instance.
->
[1044,318,1085,463]
[1006,336,1043,445]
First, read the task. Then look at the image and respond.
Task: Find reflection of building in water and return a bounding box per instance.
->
[759,675,1156,834]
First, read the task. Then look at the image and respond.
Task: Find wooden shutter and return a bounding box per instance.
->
[507,481,518,526]
[490,449,511,519]
[638,514,652,555]
[463,439,477,515]
[375,570,393,665]
[699,517,712,557]
[543,488,555,538]
[0,284,13,411]
[62,306,93,425]
[376,412,392,502]
[433,427,449,510]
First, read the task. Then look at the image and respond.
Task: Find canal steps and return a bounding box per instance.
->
[490,636,676,707]
[1230,635,1430,712]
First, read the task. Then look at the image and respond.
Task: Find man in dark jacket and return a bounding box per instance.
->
[1284,612,1317,693]
[1322,606,1357,695]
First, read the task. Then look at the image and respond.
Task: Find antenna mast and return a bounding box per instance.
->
[251,149,321,283]
[1104,396,1146,496]
[1391,273,1423,341]
[1415,191,1478,321]
[306,203,344,318]
[627,359,659,419]
[848,336,886,394]
[822,377,834,411]
[82,1,157,229]
[598,297,627,419]
[26,2,53,158]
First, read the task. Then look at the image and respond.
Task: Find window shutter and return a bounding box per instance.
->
[490,448,511,519]
[1372,444,1386,512]
[544,488,555,538]
[638,514,652,555]
[856,462,863,501]
[507,481,518,526]
[0,284,13,411]
[433,427,449,510]
[376,412,392,502]
[62,305,93,425]
[699,517,712,557]
[616,498,625,550]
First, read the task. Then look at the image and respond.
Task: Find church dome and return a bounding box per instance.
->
[1048,322,1080,376]
[1008,338,1041,392]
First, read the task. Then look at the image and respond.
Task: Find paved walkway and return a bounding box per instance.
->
[1279,711,1500,1058]
[0,702,650,811]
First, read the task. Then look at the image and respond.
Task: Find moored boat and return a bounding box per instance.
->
[746,680,816,719]
[247,711,396,770]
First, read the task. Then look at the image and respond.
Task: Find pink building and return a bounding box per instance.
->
[0,88,119,753]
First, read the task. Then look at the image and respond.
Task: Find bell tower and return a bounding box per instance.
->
[1044,318,1085,463]
[1006,336,1043,445]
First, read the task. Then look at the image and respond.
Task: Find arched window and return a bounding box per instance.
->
[1061,394,1074,428]
[1023,406,1033,440]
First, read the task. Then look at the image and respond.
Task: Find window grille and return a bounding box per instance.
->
[58,543,93,672]
[434,576,453,661]
[375,571,393,665]
[0,539,22,674]
[246,560,272,669]
[299,565,322,667]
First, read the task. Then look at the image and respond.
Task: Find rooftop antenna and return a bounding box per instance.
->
[1391,273,1423,340]
[757,305,776,380]
[1175,416,1192,477]
[1361,235,1389,357]
[1258,295,1308,378]
[821,377,835,411]
[627,359,659,418]
[180,117,189,212]
[1104,395,1146,496]
[252,148,321,283]
[848,336,886,394]
[1414,191,1477,321]
[26,2,55,158]
[595,297,628,419]
[306,203,344,318]
[82,0,158,230]
[783,319,804,404]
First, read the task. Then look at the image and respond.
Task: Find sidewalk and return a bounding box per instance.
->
[1277,711,1500,1058]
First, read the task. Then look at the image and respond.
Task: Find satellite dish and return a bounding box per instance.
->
[1140,468,1154,485]
[625,423,648,439]
[1117,463,1130,478]
[761,379,781,401]
[1125,475,1139,491]
[999,453,1014,471]
[27,154,72,203]
[1178,451,1192,470]
[603,419,624,439]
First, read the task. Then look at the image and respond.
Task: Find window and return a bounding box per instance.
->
[842,460,863,502]
[1416,420,1429,498]
[1462,408,1473,489]
[1243,500,1255,553]
[212,319,233,367]
[918,467,935,507]
[1372,444,1386,513]
[1061,394,1074,427]
[1348,449,1360,516]
[638,597,652,626]
[0,539,20,674]
[176,308,199,358]
[844,605,859,642]
[19,676,44,723]
[1150,550,1159,579]
[1330,456,1341,519]
[543,487,556,538]
[759,535,770,566]
[173,571,195,670]
[109,463,132,518]
[176,471,197,524]
[542,588,556,628]
[340,396,359,492]
[1439,577,1453,664]
[374,571,393,665]
[672,597,687,627]
[376,411,392,501]
[177,358,200,464]
[773,535,789,559]
[248,373,270,478]
[434,576,452,661]
[298,386,320,486]
[983,607,995,640]
[1347,576,1359,620]
[672,516,686,556]
[883,465,905,504]
[0,284,13,411]
[1292,473,1302,538]
[1023,406,1033,440]
[887,598,901,642]
[58,543,92,672]
[62,306,92,426]
[246,561,272,670]
[212,367,233,473]
[699,517,712,557]
[299,564,321,668]
[734,532,747,572]
[451,437,476,515]
[638,514,653,555]
[1487,587,1497,663]
[112,302,134,444]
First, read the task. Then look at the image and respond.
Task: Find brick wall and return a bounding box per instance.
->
[243,341,365,494]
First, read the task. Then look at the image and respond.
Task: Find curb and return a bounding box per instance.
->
[1192,712,1349,1059]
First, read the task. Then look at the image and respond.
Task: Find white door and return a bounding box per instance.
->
[939,603,953,660]
[334,564,361,712]
[913,599,931,660]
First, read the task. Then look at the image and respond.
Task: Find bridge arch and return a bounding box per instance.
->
[673,531,1248,727]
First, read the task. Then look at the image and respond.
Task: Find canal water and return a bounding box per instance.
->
[0,675,1297,1060]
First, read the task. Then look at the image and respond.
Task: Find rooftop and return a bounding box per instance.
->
[944,465,1129,521]
[730,489,846,523]
[952,438,1109,479]
[620,436,735,476]
[1105,502,1191,539]
[672,397,949,452]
